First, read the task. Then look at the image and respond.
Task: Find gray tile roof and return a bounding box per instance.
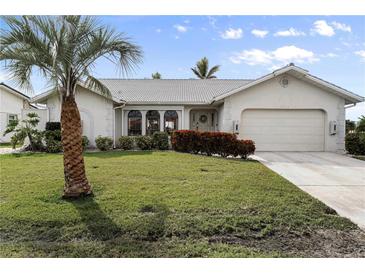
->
[98,79,253,104]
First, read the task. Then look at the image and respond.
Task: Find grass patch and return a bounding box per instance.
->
[0,151,363,257]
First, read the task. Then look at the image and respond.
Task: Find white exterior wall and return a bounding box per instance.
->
[45,86,114,146]
[219,74,346,152]
[0,86,27,143]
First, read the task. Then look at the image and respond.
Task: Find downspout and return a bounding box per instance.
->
[113,101,126,148]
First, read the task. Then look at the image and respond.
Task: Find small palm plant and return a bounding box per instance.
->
[4,112,41,150]
[191,57,220,79]
[1,16,142,198]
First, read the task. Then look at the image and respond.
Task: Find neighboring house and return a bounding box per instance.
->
[0,83,32,143]
[31,64,364,152]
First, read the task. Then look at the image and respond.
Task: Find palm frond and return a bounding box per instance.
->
[207,65,220,79]
[84,74,111,97]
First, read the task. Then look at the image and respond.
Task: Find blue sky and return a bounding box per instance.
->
[1,16,364,119]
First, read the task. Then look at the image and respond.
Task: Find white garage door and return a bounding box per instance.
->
[240,109,325,151]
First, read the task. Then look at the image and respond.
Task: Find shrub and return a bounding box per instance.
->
[152,132,169,150]
[118,136,134,150]
[135,136,153,150]
[45,122,61,131]
[82,136,89,150]
[95,136,113,151]
[171,130,255,159]
[345,133,365,155]
[44,129,62,153]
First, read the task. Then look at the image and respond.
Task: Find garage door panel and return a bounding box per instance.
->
[240,109,325,152]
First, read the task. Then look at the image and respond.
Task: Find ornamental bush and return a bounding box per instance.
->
[44,129,62,153]
[95,136,113,151]
[45,122,61,131]
[345,133,365,155]
[152,132,169,150]
[135,136,153,150]
[171,130,255,159]
[118,136,134,150]
[82,136,89,150]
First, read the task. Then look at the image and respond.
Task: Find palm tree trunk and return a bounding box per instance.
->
[61,96,92,198]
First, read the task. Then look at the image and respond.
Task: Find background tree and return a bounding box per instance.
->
[1,16,142,198]
[356,115,365,133]
[346,119,356,134]
[4,112,41,150]
[191,57,220,79]
[152,72,161,79]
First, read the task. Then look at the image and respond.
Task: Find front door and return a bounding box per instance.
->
[190,110,215,131]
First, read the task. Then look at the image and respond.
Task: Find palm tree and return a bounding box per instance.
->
[152,72,161,79]
[191,57,220,79]
[0,16,142,198]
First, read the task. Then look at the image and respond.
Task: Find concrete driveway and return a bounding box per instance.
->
[253,152,365,229]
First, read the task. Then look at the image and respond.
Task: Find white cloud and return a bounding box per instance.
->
[312,20,335,37]
[274,27,305,37]
[251,29,269,38]
[174,24,187,33]
[230,45,319,68]
[183,19,190,24]
[230,49,272,65]
[221,28,243,40]
[332,21,351,32]
[272,46,318,64]
[355,50,365,61]
[155,28,162,33]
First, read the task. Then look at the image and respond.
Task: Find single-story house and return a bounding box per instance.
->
[31,64,364,152]
[0,83,41,143]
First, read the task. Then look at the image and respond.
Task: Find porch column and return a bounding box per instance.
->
[141,110,147,135]
[177,110,182,130]
[159,110,165,132]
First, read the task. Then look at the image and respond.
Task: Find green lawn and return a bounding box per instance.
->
[0,151,364,258]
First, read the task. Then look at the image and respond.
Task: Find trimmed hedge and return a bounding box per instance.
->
[95,136,113,151]
[171,130,255,159]
[118,136,134,150]
[45,122,61,131]
[135,136,153,150]
[345,133,365,155]
[152,132,169,150]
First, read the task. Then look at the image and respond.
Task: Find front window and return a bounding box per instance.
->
[8,114,18,125]
[164,110,178,133]
[146,110,160,135]
[128,110,142,136]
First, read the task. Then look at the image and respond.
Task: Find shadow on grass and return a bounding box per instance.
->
[67,196,122,241]
[67,196,170,243]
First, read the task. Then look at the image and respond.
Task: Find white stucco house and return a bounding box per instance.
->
[0,83,37,143]
[31,64,364,152]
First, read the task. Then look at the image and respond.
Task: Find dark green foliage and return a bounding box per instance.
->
[44,128,62,153]
[95,136,113,151]
[346,120,356,134]
[345,132,365,155]
[356,115,365,133]
[118,136,134,150]
[45,122,61,131]
[82,136,89,150]
[135,136,153,150]
[152,132,169,150]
